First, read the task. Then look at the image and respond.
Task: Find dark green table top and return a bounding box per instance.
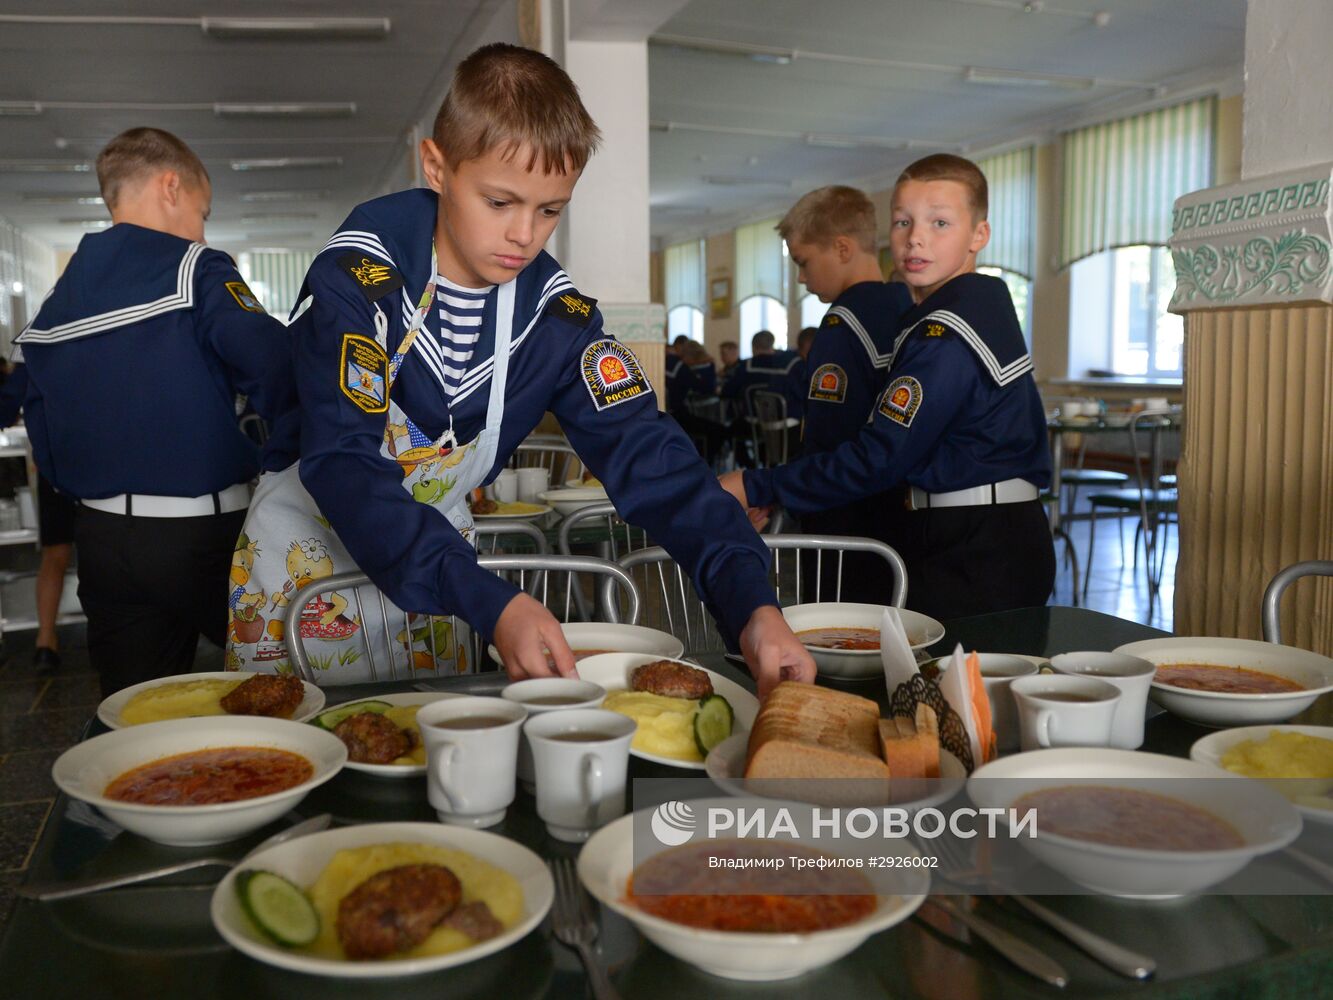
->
[4,606,1331,999]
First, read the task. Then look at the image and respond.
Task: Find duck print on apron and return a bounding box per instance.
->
[227,254,516,682]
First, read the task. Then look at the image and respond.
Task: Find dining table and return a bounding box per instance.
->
[4,605,1332,999]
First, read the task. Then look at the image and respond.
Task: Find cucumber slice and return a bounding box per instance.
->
[236,869,319,948]
[693,693,734,757]
[312,699,392,730]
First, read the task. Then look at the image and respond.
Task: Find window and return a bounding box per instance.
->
[667,304,704,343]
[664,240,705,342]
[977,266,1032,344]
[799,292,826,330]
[738,295,789,354]
[1069,245,1183,378]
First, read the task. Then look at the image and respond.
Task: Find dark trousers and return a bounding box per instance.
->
[866,498,1056,622]
[74,505,246,697]
[799,486,909,604]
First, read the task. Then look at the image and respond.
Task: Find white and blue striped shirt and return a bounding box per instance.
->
[433,274,493,399]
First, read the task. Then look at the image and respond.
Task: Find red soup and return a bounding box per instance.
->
[104,746,314,805]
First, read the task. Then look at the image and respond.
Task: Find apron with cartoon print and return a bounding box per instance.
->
[226,261,516,683]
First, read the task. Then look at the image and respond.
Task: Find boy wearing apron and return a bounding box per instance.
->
[232,44,814,696]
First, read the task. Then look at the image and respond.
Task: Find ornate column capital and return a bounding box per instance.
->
[1169,163,1333,311]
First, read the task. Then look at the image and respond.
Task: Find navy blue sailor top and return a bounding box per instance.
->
[270,188,777,642]
[802,281,914,456]
[721,350,805,419]
[743,273,1051,513]
[15,224,295,499]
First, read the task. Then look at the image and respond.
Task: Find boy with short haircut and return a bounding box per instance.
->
[234,43,812,694]
[778,186,914,602]
[723,155,1054,619]
[15,127,295,696]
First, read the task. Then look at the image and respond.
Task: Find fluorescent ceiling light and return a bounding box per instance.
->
[230,156,343,171]
[240,190,330,203]
[240,212,318,223]
[702,175,791,189]
[805,133,905,150]
[963,66,1094,89]
[0,160,91,172]
[60,218,110,228]
[23,194,103,204]
[0,102,42,116]
[201,17,390,40]
[214,103,356,119]
[244,231,313,241]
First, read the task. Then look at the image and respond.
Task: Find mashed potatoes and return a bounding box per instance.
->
[382,705,427,766]
[306,843,523,960]
[119,678,244,726]
[602,690,702,762]
[1220,731,1333,811]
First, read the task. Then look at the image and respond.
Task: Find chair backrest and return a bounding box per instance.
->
[747,389,792,467]
[556,501,650,620]
[1261,560,1333,644]
[1126,407,1181,494]
[610,534,908,655]
[474,520,549,555]
[510,440,586,488]
[283,555,639,683]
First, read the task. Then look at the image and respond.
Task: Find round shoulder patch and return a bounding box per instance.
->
[878,375,923,427]
[581,339,652,411]
[808,362,848,403]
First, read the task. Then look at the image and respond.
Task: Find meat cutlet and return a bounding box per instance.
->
[630,660,713,700]
[336,863,462,959]
[220,673,305,718]
[333,711,417,764]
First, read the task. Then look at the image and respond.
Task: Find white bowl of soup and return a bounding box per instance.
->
[968,748,1302,898]
[1112,637,1333,726]
[488,621,684,668]
[781,602,945,679]
[52,716,346,846]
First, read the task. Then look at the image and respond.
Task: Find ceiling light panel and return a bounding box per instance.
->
[214,103,356,119]
[239,190,331,203]
[230,157,343,171]
[0,102,42,116]
[963,66,1095,89]
[0,160,91,172]
[200,17,390,40]
[22,194,103,204]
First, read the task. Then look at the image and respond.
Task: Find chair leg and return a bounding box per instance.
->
[1082,506,1098,601]
[1055,527,1080,606]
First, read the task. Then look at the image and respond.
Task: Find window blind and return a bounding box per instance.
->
[664,239,704,309]
[1058,96,1214,269]
[977,146,1035,279]
[735,217,785,303]
[239,250,318,323]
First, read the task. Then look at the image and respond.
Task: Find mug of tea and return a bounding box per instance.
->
[515,467,550,504]
[1010,675,1122,751]
[524,709,636,842]
[492,469,519,504]
[1049,652,1156,749]
[417,696,527,827]
[932,653,1040,753]
[502,678,606,791]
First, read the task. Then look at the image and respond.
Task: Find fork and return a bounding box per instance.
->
[933,835,1155,980]
[549,857,622,1000]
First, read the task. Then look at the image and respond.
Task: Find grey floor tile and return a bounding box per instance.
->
[0,678,44,716]
[0,708,90,752]
[0,750,61,803]
[30,672,101,713]
[0,799,52,872]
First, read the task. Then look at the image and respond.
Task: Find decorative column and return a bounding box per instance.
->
[1168,165,1333,655]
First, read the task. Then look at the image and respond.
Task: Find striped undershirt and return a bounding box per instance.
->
[434,273,494,398]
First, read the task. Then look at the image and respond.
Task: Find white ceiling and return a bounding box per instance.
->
[0,0,1246,255]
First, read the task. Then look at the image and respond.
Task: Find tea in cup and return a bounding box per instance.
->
[1010,675,1121,751]
[502,678,606,790]
[1049,652,1156,749]
[524,709,635,842]
[417,696,526,827]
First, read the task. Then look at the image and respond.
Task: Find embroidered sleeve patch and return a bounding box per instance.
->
[581,339,651,411]
[878,375,923,427]
[336,252,404,304]
[808,362,848,403]
[225,281,267,314]
[340,333,389,413]
[547,291,598,327]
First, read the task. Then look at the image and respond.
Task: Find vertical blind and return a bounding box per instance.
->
[1058,95,1214,269]
[977,146,1035,279]
[0,217,56,353]
[664,239,704,309]
[734,217,786,303]
[238,250,318,323]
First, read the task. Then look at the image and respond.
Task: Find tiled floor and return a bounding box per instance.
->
[0,497,1178,939]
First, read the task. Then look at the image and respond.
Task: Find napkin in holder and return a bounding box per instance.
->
[880,606,920,690]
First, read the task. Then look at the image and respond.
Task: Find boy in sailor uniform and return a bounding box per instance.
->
[238,44,813,695]
[13,128,295,696]
[778,186,915,603]
[723,155,1055,620]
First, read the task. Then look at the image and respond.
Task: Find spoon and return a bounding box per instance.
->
[19,813,332,902]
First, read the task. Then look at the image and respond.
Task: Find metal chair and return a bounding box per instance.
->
[609,534,907,655]
[283,554,639,684]
[745,388,797,468]
[1262,561,1333,645]
[475,520,548,554]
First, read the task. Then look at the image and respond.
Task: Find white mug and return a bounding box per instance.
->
[1010,675,1122,751]
[501,677,606,791]
[1049,652,1156,749]
[492,468,518,504]
[933,653,1040,753]
[417,696,526,827]
[524,709,636,842]
[515,467,550,504]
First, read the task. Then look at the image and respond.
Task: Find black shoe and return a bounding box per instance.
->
[33,647,60,674]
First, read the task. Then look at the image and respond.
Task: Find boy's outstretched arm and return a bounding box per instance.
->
[740,605,816,698]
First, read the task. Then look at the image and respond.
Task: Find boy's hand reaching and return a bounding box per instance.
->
[719,470,771,530]
[739,605,816,699]
[493,593,576,681]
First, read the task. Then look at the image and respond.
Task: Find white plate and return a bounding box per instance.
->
[1190,724,1333,826]
[472,502,552,521]
[537,487,610,517]
[319,692,465,778]
[578,803,927,981]
[968,748,1303,898]
[705,731,966,810]
[781,603,946,679]
[97,671,326,731]
[573,653,759,770]
[1112,636,1333,726]
[53,716,346,846]
[487,621,685,668]
[563,479,606,492]
[211,822,553,977]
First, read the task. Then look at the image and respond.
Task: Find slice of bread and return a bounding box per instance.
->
[744,682,889,781]
[879,703,942,780]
